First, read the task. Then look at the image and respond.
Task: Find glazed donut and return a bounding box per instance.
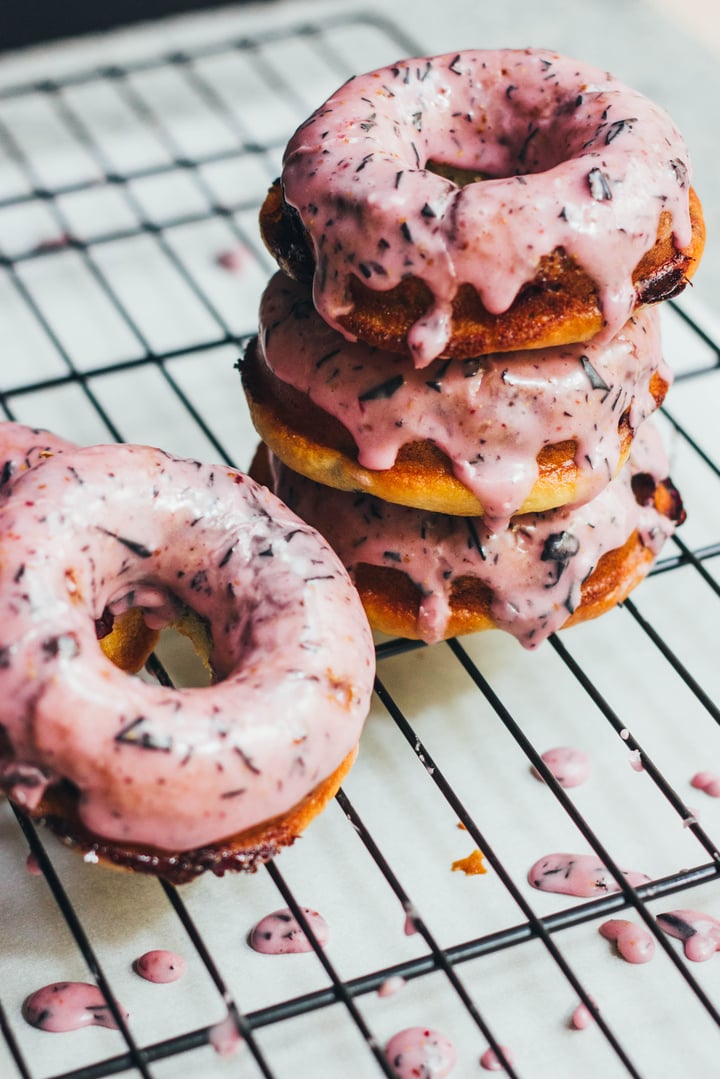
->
[244,272,670,520]
[254,419,684,647]
[0,425,159,673]
[0,424,374,882]
[262,48,705,364]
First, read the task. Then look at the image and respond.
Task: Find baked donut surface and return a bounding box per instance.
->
[256,420,684,648]
[247,272,670,520]
[265,48,704,364]
[0,424,375,879]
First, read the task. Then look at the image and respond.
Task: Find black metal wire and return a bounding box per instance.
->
[0,10,719,1079]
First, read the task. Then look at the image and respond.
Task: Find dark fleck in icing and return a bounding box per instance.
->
[0,423,374,852]
[248,907,329,954]
[657,909,720,961]
[259,273,669,520]
[22,982,128,1032]
[270,420,680,646]
[282,48,693,364]
[385,1027,456,1078]
[528,853,650,897]
[599,918,655,963]
[134,950,186,983]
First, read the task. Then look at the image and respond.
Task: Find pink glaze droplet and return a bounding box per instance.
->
[215,245,250,274]
[657,909,720,961]
[691,772,720,798]
[534,747,591,787]
[25,853,41,876]
[378,975,406,998]
[23,982,128,1032]
[528,853,650,898]
[628,750,644,772]
[134,950,186,984]
[480,1045,515,1071]
[385,1027,456,1078]
[249,907,329,954]
[209,1012,243,1056]
[571,1001,597,1030]
[599,919,655,963]
[404,913,418,936]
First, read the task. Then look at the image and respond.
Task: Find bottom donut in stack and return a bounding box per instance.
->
[250,419,684,649]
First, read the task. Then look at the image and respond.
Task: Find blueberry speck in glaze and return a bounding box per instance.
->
[588,167,613,201]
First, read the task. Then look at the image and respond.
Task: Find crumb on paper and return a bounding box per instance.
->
[451,849,487,876]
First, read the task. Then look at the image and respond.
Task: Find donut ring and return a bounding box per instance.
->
[0,425,375,881]
[264,48,705,364]
[254,419,684,647]
[245,273,670,520]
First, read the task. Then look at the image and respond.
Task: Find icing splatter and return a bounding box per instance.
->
[23,982,127,1032]
[209,1011,243,1056]
[385,1027,456,1078]
[599,919,655,963]
[134,950,186,983]
[528,853,650,898]
[248,907,329,954]
[571,1001,597,1030]
[690,772,720,798]
[378,975,406,998]
[480,1045,515,1071]
[657,909,720,961]
[534,747,591,788]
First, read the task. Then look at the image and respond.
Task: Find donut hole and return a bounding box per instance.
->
[153,617,213,689]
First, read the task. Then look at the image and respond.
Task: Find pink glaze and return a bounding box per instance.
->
[528,853,650,898]
[535,747,591,788]
[599,918,655,963]
[25,852,41,875]
[248,907,329,954]
[134,950,186,983]
[657,909,720,961]
[282,49,693,365]
[571,1001,597,1030]
[270,420,682,647]
[378,975,406,998]
[480,1045,515,1071]
[23,982,128,1032]
[209,1011,243,1056]
[259,272,669,520]
[690,772,720,798]
[404,913,418,936]
[0,423,374,852]
[385,1027,456,1078]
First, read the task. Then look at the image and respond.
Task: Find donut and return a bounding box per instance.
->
[253,419,684,647]
[0,424,375,883]
[261,48,705,365]
[243,272,670,520]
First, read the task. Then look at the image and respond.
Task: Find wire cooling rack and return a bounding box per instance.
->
[0,9,719,1079]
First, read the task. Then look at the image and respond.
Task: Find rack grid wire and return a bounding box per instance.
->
[0,10,719,1079]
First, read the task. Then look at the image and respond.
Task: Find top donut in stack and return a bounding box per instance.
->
[243,48,703,647]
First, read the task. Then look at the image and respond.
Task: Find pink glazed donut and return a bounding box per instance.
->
[262,48,704,365]
[0,424,374,882]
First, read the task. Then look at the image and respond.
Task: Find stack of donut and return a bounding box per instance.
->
[244,47,704,647]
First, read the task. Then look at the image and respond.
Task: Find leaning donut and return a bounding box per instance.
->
[0,425,374,882]
[244,272,670,520]
[254,419,684,647]
[262,48,705,365]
